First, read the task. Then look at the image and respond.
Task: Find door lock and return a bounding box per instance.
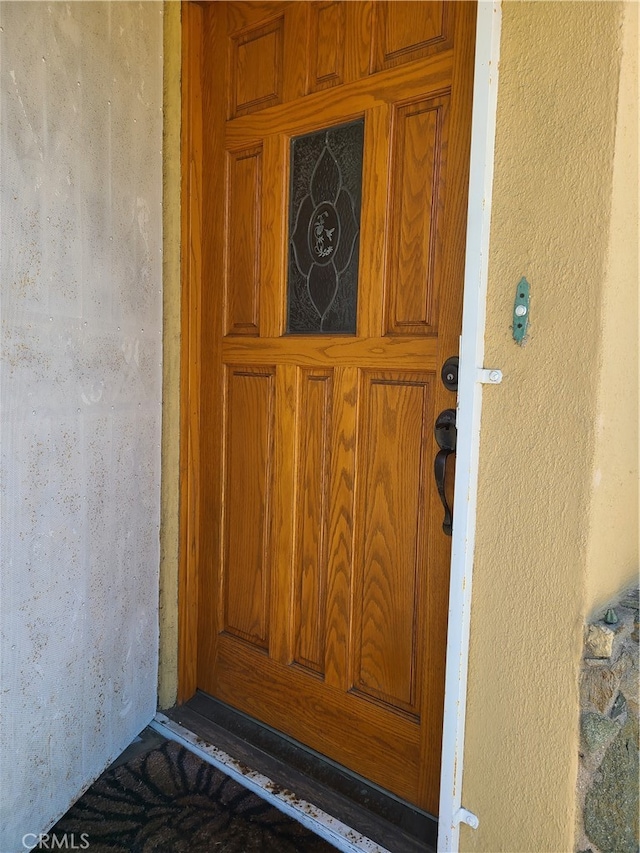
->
[434,408,457,536]
[441,356,459,392]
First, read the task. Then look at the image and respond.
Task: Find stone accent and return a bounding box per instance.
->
[585,624,615,659]
[575,586,639,853]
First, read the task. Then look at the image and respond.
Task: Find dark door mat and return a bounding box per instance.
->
[51,738,337,852]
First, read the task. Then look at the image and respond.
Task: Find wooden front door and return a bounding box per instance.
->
[192,0,475,815]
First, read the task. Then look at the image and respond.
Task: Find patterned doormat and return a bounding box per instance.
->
[51,738,336,852]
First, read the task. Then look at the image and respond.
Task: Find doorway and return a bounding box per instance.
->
[179,0,477,820]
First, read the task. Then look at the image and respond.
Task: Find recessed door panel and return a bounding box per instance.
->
[371,1,452,72]
[387,95,450,335]
[293,369,333,675]
[352,372,433,716]
[226,146,262,335]
[229,16,284,118]
[222,367,275,648]
[308,2,345,92]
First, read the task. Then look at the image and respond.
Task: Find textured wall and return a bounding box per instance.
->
[460,3,629,851]
[585,1,639,614]
[0,3,163,849]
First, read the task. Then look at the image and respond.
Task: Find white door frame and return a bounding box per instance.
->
[437,3,502,851]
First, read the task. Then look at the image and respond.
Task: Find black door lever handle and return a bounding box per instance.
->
[434,408,457,536]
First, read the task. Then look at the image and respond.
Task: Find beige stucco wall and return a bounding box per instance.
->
[158,0,181,711]
[461,3,632,852]
[585,1,638,616]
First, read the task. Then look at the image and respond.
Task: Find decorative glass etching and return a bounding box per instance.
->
[287,120,364,334]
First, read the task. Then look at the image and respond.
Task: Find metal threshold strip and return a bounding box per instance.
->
[151,712,391,853]
[161,693,436,852]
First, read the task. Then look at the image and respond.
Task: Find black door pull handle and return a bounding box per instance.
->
[434,448,454,536]
[434,409,456,536]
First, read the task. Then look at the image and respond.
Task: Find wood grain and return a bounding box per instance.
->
[358,103,391,338]
[222,367,275,648]
[225,145,262,335]
[371,1,451,73]
[351,372,432,715]
[187,0,476,815]
[214,635,423,805]
[323,366,357,689]
[225,51,454,147]
[260,134,288,337]
[229,15,284,118]
[293,370,333,674]
[343,1,372,84]
[178,0,203,704]
[308,2,345,93]
[196,0,231,683]
[387,95,450,335]
[222,335,438,370]
[269,362,298,665]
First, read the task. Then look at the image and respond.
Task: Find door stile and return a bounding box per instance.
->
[197,2,232,676]
[260,133,288,338]
[271,362,299,665]
[178,0,203,704]
[358,103,391,339]
[324,364,357,691]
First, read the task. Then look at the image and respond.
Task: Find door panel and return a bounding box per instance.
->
[197,1,476,814]
[222,366,275,647]
[225,147,262,335]
[371,1,453,72]
[293,369,332,675]
[387,94,450,334]
[229,17,284,117]
[352,372,433,717]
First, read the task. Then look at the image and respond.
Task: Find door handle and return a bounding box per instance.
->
[434,409,457,536]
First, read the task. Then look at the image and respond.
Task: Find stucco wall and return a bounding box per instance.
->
[461,3,631,851]
[0,3,163,849]
[585,1,638,615]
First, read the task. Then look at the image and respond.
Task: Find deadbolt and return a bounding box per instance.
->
[441,356,459,392]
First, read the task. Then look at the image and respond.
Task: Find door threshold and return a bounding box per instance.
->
[152,712,389,853]
[158,693,436,853]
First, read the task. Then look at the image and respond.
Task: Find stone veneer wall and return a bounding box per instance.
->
[576,586,639,853]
